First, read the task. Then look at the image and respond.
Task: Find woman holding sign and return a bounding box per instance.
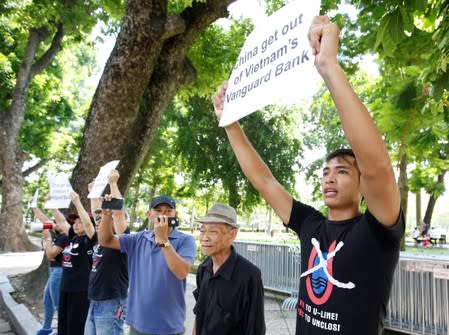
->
[58,192,96,335]
[30,202,70,335]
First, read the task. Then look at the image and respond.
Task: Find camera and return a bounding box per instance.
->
[158,217,179,227]
[101,198,124,210]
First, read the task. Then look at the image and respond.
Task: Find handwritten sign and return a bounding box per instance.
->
[220,0,321,127]
[88,160,120,198]
[44,173,73,209]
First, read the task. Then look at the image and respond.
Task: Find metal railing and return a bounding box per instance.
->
[233,241,449,335]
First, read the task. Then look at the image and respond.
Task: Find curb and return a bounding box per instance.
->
[0,272,41,335]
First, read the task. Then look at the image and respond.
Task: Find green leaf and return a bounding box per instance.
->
[431,71,449,99]
[400,7,414,34]
[411,0,428,12]
[389,9,406,44]
[374,16,390,50]
[382,29,397,56]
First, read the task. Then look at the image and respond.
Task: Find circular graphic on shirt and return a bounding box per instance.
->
[305,240,337,305]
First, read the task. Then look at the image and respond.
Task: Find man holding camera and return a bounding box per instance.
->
[99,195,196,335]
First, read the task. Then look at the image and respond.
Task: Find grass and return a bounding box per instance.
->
[402,245,449,255]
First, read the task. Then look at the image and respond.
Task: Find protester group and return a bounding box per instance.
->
[30,16,405,335]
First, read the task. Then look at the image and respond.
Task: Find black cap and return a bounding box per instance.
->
[150,195,176,209]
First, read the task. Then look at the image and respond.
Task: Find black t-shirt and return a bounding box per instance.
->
[49,233,70,267]
[61,229,96,292]
[287,200,404,335]
[193,247,266,335]
[88,229,129,300]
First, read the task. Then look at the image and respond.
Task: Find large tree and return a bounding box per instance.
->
[70,0,242,201]
[0,0,101,251]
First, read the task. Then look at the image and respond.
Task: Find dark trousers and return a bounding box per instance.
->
[58,290,89,335]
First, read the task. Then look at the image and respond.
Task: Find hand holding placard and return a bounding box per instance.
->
[88,160,120,198]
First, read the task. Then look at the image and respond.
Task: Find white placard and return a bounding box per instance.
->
[44,173,73,209]
[88,160,120,198]
[29,189,39,209]
[219,0,321,127]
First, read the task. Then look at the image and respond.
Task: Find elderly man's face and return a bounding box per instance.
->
[199,222,237,257]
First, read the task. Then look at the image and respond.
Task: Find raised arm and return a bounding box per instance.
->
[31,206,51,224]
[44,194,71,235]
[41,229,63,259]
[154,217,192,280]
[88,180,102,214]
[98,209,121,250]
[108,169,128,234]
[308,16,400,226]
[212,84,292,224]
[70,191,95,239]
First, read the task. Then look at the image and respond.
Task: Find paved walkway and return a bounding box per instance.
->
[0,248,296,335]
[0,250,43,335]
[0,316,14,335]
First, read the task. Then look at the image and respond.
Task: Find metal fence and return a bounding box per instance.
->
[233,241,449,335]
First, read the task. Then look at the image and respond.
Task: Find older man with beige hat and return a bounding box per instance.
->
[192,203,266,335]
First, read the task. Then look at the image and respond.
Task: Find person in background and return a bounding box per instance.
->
[84,169,129,335]
[31,201,70,335]
[192,203,265,335]
[58,192,96,335]
[99,195,196,335]
[211,16,405,334]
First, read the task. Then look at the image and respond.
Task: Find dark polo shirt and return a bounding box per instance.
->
[193,246,266,335]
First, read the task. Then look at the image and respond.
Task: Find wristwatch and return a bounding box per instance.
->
[157,240,170,248]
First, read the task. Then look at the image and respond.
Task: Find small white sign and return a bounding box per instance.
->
[44,173,73,209]
[433,268,449,280]
[88,160,120,198]
[29,189,39,209]
[220,0,321,127]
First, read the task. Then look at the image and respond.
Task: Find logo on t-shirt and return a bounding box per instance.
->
[62,242,80,268]
[301,238,355,305]
[91,244,103,272]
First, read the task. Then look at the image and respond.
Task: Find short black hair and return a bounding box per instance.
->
[325,148,355,163]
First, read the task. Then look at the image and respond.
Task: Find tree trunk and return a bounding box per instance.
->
[129,182,141,230]
[423,170,446,226]
[0,147,38,251]
[71,0,236,203]
[415,189,421,227]
[266,206,272,236]
[227,181,240,210]
[10,255,48,303]
[0,25,61,252]
[397,152,408,251]
[0,159,46,187]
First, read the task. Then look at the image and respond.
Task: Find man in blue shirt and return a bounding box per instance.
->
[99,195,196,335]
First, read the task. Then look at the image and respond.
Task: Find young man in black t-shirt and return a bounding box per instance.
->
[211,16,404,335]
